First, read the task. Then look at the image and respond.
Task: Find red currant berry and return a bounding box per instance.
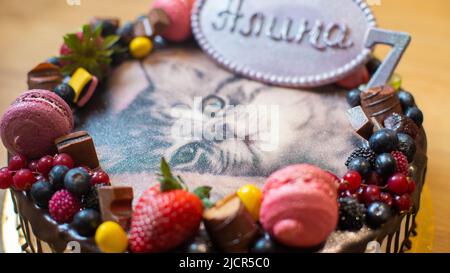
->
[79,166,93,177]
[387,173,409,195]
[13,169,37,190]
[0,169,13,189]
[1,167,9,173]
[8,154,28,171]
[380,192,394,207]
[365,171,384,186]
[362,185,381,205]
[37,156,54,177]
[28,160,39,172]
[394,194,412,212]
[91,171,110,185]
[338,180,350,192]
[53,153,74,169]
[343,171,362,192]
[407,177,416,194]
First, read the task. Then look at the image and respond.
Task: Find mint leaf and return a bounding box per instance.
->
[102,35,120,50]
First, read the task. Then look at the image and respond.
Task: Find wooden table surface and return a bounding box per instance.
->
[0,0,449,252]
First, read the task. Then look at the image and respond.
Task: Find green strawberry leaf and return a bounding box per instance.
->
[102,35,120,50]
[160,157,174,179]
[193,186,212,200]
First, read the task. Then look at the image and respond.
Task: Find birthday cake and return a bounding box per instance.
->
[0,0,427,253]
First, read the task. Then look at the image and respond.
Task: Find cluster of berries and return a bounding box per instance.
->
[0,153,110,237]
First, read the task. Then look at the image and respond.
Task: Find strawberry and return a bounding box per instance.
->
[129,158,211,253]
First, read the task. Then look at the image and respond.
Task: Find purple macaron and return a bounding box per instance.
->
[0,89,74,159]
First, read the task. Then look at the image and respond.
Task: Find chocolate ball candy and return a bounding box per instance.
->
[369,129,399,154]
[375,153,396,178]
[405,106,424,127]
[129,37,153,59]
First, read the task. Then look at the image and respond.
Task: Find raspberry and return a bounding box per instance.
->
[48,189,81,223]
[345,147,376,167]
[338,197,366,231]
[391,151,409,176]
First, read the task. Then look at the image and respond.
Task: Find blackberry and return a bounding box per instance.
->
[338,197,366,231]
[345,147,376,167]
[81,183,107,210]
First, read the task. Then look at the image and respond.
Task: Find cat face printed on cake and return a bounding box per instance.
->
[77,46,360,198]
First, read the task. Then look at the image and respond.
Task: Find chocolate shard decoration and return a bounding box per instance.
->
[346,106,374,139]
[360,85,403,123]
[371,117,384,132]
[203,194,259,253]
[55,131,100,169]
[98,186,134,230]
[27,63,62,91]
[133,8,170,38]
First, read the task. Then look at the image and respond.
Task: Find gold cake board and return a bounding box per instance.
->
[1,187,435,253]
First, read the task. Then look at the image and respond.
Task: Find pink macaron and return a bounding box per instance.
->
[260,164,338,248]
[153,0,194,42]
[0,89,74,159]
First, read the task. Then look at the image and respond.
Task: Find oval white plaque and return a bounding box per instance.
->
[192,0,377,88]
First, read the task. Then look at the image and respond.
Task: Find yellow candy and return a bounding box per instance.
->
[69,67,93,103]
[129,37,153,59]
[237,184,262,221]
[388,74,402,91]
[95,221,128,253]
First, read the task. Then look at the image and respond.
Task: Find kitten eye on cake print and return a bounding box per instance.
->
[75,47,361,198]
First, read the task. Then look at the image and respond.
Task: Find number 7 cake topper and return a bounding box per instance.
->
[192,0,411,89]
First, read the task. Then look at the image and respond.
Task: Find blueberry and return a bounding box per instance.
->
[72,209,101,237]
[251,234,278,253]
[48,165,69,190]
[397,133,416,163]
[369,129,399,154]
[397,90,415,109]
[346,89,361,107]
[405,106,423,127]
[64,167,91,197]
[186,241,213,253]
[53,83,75,105]
[375,153,397,178]
[366,202,392,229]
[366,57,382,76]
[347,157,371,178]
[117,21,134,46]
[47,56,60,67]
[30,180,55,208]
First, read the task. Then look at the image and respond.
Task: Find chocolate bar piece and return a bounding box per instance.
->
[55,131,100,169]
[27,63,62,91]
[346,106,374,139]
[133,8,171,38]
[98,186,134,230]
[360,85,403,123]
[203,194,259,253]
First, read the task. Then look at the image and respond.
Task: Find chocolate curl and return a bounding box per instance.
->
[27,63,62,91]
[360,85,402,123]
[346,106,374,140]
[55,131,100,169]
[98,186,134,230]
[203,194,259,253]
[134,8,171,38]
